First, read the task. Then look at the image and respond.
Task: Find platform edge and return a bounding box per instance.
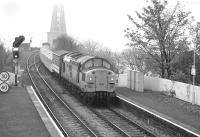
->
[26,85,64,137]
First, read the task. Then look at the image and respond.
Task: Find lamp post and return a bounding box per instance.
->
[191,29,200,105]
[192,43,196,105]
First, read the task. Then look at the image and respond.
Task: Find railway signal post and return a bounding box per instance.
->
[12,35,25,86]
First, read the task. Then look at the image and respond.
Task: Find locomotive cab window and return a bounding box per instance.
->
[62,62,65,72]
[103,60,111,69]
[84,60,92,69]
[82,73,85,81]
[83,58,112,70]
[94,59,102,67]
[69,65,72,71]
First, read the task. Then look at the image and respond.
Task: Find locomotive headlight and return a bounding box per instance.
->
[110,77,114,81]
[87,75,94,83]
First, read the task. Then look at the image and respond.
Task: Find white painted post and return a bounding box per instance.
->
[191,44,196,105]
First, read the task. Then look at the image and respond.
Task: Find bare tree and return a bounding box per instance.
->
[81,40,119,72]
[0,40,8,72]
[122,47,157,74]
[53,35,81,51]
[81,40,100,55]
[112,52,124,73]
[124,0,192,78]
[190,22,200,53]
[122,48,144,71]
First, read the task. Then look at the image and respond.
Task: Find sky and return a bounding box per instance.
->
[0,0,200,52]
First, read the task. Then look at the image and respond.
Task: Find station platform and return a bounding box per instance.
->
[0,86,62,137]
[116,87,200,136]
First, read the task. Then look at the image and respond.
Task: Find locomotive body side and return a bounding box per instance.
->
[61,55,81,88]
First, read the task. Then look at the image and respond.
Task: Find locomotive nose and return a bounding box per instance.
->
[91,70,115,92]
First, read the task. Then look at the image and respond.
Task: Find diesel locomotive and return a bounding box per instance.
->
[40,45,116,104]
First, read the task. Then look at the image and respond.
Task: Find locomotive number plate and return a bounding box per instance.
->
[99,83,104,85]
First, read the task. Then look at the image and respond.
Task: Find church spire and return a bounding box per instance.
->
[48,3,67,48]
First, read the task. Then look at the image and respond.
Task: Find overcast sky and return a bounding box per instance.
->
[0,0,200,52]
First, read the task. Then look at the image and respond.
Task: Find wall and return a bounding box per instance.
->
[144,76,200,106]
[117,74,128,87]
[117,70,144,92]
[117,72,200,106]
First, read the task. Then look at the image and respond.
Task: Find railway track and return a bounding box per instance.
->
[35,55,160,137]
[90,107,157,137]
[36,56,129,137]
[32,53,200,137]
[27,54,98,137]
[117,95,200,137]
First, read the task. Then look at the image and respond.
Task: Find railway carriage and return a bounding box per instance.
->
[40,45,53,72]
[52,50,69,77]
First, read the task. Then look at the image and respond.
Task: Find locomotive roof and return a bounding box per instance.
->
[63,50,110,65]
[53,50,69,56]
[63,51,93,64]
[77,56,94,64]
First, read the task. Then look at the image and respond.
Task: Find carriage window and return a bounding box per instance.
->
[63,63,65,72]
[94,59,102,67]
[84,60,92,69]
[103,60,111,69]
[82,73,85,81]
[69,65,72,71]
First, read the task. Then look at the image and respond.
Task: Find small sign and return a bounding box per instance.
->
[0,71,10,81]
[0,82,9,93]
[191,65,196,76]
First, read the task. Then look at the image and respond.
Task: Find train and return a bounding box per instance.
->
[40,44,117,104]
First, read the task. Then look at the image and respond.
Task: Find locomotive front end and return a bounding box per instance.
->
[85,69,116,97]
[81,57,117,100]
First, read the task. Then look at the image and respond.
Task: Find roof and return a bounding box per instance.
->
[77,56,93,64]
[53,50,69,56]
[63,50,93,64]
[62,50,112,65]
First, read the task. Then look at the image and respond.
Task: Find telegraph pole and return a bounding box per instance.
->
[12,35,25,86]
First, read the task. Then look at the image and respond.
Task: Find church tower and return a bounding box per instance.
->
[48,4,67,49]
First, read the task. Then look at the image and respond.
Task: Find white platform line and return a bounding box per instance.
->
[27,86,64,137]
[117,94,200,137]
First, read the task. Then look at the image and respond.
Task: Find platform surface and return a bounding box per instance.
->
[116,87,200,135]
[0,86,50,137]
